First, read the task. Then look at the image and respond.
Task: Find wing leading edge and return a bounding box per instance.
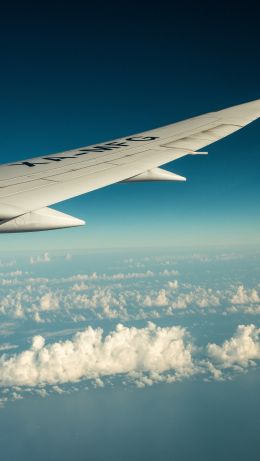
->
[0,99,259,232]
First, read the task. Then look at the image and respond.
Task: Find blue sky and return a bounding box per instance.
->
[0,1,259,250]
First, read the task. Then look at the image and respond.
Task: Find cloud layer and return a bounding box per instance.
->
[0,249,259,406]
[1,322,260,390]
[1,265,259,324]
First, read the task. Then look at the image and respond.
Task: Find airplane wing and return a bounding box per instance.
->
[0,99,259,232]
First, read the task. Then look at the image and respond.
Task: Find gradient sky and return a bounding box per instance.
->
[0,0,259,250]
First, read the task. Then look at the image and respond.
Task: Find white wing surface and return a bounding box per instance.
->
[0,99,259,232]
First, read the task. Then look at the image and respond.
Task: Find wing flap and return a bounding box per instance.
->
[161,123,242,151]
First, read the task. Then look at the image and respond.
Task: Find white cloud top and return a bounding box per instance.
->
[208,324,260,368]
[231,285,260,305]
[0,323,194,387]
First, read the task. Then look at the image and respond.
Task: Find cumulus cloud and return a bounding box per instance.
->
[168,280,178,289]
[71,282,89,292]
[143,289,168,307]
[33,312,45,323]
[1,321,260,401]
[39,293,59,311]
[0,272,225,323]
[171,287,220,310]
[243,306,260,314]
[207,324,260,369]
[0,323,195,387]
[231,285,260,305]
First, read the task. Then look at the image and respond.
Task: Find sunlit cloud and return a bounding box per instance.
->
[207,324,260,369]
[0,323,195,387]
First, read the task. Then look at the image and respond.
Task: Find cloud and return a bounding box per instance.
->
[143,289,168,307]
[168,280,179,289]
[39,293,59,311]
[0,253,259,328]
[71,282,89,292]
[243,306,260,314]
[34,312,45,323]
[0,323,195,387]
[0,322,15,337]
[159,269,179,276]
[0,259,16,268]
[0,272,224,324]
[0,343,18,352]
[11,392,23,401]
[1,320,260,402]
[171,287,220,310]
[66,270,155,282]
[30,252,51,265]
[207,324,260,369]
[231,285,260,305]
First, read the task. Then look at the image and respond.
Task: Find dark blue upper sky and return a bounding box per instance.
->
[0,0,259,250]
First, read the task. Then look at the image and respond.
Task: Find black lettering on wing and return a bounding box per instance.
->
[43,156,76,161]
[9,161,50,168]
[126,136,159,141]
